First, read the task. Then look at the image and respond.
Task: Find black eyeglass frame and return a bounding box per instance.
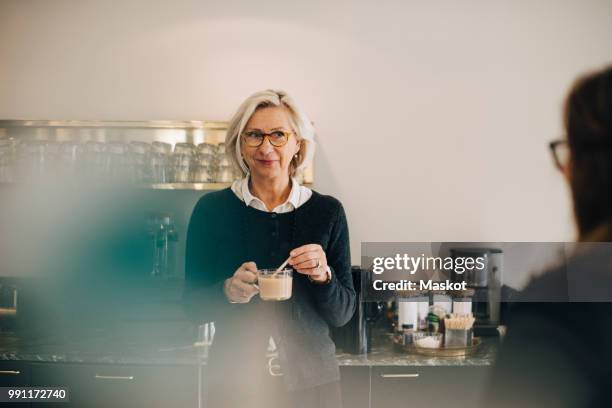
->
[549,138,612,171]
[549,140,568,171]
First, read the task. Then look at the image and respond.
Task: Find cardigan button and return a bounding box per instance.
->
[271,213,277,218]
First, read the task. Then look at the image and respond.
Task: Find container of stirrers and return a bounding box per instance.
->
[444,328,473,347]
[444,314,475,348]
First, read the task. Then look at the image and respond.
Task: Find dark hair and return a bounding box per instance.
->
[564,65,612,239]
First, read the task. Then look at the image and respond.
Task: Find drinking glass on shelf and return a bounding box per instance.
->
[197,142,216,156]
[105,142,129,182]
[215,165,236,183]
[192,156,214,182]
[45,141,61,182]
[84,141,107,180]
[172,142,195,182]
[215,143,226,155]
[57,141,83,181]
[214,155,237,182]
[193,143,216,183]
[16,139,46,182]
[152,141,172,154]
[217,155,231,167]
[129,141,152,184]
[0,138,15,182]
[151,141,172,183]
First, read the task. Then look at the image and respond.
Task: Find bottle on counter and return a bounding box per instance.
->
[432,290,452,316]
[396,296,418,333]
[396,292,429,332]
[450,289,475,316]
[401,324,414,345]
[413,292,430,331]
[426,312,440,333]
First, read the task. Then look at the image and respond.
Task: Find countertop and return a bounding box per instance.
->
[336,332,498,367]
[0,329,207,365]
[0,329,498,367]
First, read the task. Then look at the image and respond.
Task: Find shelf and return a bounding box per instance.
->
[0,119,314,185]
[0,181,232,191]
[0,182,313,191]
[146,182,231,191]
[0,119,229,130]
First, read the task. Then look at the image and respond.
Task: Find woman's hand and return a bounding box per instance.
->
[224,262,260,303]
[289,244,329,283]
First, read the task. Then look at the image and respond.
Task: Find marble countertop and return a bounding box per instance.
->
[0,329,208,365]
[0,330,498,367]
[336,333,498,367]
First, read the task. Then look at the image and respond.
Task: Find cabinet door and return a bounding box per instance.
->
[30,363,199,408]
[0,362,32,408]
[0,361,31,387]
[371,366,491,408]
[339,366,370,408]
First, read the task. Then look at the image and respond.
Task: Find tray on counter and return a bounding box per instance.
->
[392,335,482,357]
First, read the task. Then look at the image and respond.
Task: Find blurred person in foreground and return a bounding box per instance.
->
[485,65,612,407]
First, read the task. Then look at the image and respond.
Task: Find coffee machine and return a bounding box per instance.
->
[331,267,383,354]
[450,248,503,335]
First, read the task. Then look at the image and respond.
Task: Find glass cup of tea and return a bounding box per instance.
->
[257,268,293,301]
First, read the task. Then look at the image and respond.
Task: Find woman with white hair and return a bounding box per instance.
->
[184,90,356,408]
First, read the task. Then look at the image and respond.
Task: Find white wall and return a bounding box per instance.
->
[2,0,611,288]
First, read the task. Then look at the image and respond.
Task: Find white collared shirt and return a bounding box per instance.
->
[230,175,331,282]
[230,175,312,213]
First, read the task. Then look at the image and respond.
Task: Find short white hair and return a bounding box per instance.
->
[225,89,315,178]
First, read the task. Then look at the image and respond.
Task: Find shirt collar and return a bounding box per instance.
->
[241,175,301,210]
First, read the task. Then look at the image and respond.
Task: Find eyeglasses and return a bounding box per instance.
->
[241,130,293,147]
[549,140,570,171]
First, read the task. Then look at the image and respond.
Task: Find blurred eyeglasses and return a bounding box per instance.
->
[242,130,293,147]
[549,140,570,171]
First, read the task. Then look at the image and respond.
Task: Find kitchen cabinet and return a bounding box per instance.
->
[371,366,491,408]
[28,363,198,408]
[0,361,32,408]
[339,366,370,408]
[1,361,494,407]
[0,361,31,387]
